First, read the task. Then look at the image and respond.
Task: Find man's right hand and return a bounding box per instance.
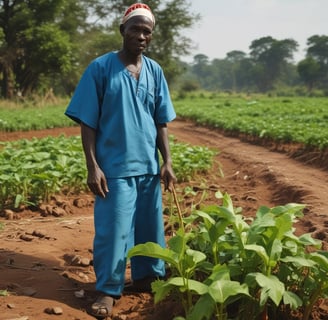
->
[80,123,109,198]
[87,166,109,198]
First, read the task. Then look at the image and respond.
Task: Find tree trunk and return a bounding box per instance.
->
[3,63,15,99]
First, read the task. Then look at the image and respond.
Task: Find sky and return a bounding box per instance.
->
[182,0,328,63]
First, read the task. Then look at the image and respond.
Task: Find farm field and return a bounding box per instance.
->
[1,95,328,150]
[1,97,328,319]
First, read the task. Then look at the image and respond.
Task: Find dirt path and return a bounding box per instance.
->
[1,119,328,320]
[169,119,328,239]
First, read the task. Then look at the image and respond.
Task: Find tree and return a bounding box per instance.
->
[74,0,199,89]
[307,35,328,65]
[192,54,210,77]
[0,0,76,98]
[297,57,321,92]
[304,35,328,88]
[0,0,199,98]
[249,36,298,92]
[190,54,213,89]
[102,0,200,85]
[225,50,247,91]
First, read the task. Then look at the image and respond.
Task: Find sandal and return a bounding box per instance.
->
[90,294,115,319]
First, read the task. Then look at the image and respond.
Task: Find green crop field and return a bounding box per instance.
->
[1,95,328,319]
[0,135,216,211]
[0,99,73,131]
[1,95,327,149]
[174,94,328,149]
[0,94,327,209]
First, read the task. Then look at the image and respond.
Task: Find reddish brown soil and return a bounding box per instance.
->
[1,119,328,320]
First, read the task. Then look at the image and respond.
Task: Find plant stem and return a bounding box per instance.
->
[302,285,322,320]
[172,186,185,233]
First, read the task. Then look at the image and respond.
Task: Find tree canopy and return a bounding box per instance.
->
[0,1,327,98]
[297,35,328,91]
[183,34,328,94]
[0,0,199,98]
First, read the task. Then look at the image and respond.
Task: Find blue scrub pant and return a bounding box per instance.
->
[93,174,166,296]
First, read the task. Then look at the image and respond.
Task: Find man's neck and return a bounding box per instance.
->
[118,50,142,66]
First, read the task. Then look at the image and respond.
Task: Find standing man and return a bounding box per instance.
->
[65,3,176,318]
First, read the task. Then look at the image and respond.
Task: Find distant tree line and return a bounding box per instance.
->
[0,0,327,98]
[178,35,328,95]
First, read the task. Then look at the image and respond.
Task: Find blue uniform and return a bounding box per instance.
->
[66,52,175,178]
[65,52,176,296]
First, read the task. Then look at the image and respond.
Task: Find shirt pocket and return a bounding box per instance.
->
[137,84,156,116]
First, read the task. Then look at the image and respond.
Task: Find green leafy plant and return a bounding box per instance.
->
[128,191,250,320]
[1,96,328,149]
[169,136,218,182]
[0,136,217,211]
[0,289,9,296]
[0,135,87,210]
[174,96,328,149]
[0,101,73,132]
[128,191,328,320]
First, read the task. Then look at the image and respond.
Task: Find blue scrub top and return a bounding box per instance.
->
[65,52,176,178]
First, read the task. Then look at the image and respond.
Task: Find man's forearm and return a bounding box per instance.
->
[156,123,172,164]
[81,122,99,169]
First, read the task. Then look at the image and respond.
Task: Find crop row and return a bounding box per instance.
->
[174,95,328,149]
[1,95,327,149]
[129,193,328,320]
[0,102,73,132]
[0,135,216,211]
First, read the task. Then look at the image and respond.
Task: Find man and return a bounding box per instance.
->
[65,3,176,318]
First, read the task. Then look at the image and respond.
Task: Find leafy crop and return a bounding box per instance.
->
[0,136,216,211]
[1,96,328,150]
[0,135,87,210]
[0,289,8,296]
[128,192,328,320]
[174,96,328,149]
[0,103,73,132]
[169,137,218,182]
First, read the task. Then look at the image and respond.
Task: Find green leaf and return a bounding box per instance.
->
[152,277,209,304]
[215,190,223,199]
[298,233,322,247]
[152,279,174,304]
[128,242,178,267]
[283,291,302,309]
[270,204,298,216]
[33,151,51,160]
[280,256,316,267]
[0,290,8,296]
[216,206,236,223]
[244,244,269,266]
[168,277,208,295]
[246,273,285,306]
[14,194,23,208]
[187,293,216,320]
[186,248,207,265]
[221,192,234,213]
[310,252,328,270]
[207,264,231,282]
[194,210,216,225]
[168,232,187,254]
[0,174,11,181]
[208,280,249,304]
[21,163,38,170]
[269,239,283,266]
[256,205,271,218]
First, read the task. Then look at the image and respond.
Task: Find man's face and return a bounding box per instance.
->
[121,16,154,55]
